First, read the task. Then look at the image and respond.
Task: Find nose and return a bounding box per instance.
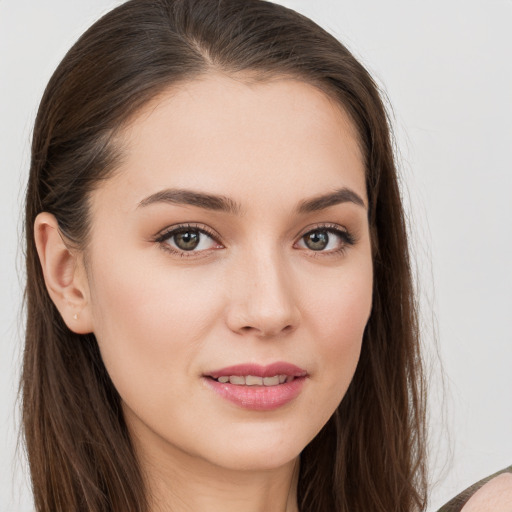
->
[225,250,300,338]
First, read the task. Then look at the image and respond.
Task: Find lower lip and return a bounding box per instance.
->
[203,377,306,411]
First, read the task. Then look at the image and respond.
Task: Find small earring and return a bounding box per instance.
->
[73,313,79,320]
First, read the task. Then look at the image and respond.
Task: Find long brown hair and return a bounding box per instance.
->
[22,0,427,510]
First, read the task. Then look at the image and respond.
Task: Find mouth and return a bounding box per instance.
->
[205,362,307,384]
[208,374,298,386]
[203,362,308,410]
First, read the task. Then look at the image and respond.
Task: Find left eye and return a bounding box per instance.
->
[296,228,348,252]
[163,228,218,252]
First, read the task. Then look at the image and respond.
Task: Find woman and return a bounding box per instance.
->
[23,0,431,510]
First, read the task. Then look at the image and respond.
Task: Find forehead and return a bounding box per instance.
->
[96,74,366,213]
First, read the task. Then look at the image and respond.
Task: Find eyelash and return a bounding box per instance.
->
[296,223,356,257]
[154,223,356,258]
[154,223,221,258]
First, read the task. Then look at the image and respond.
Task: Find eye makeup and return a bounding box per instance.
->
[294,223,356,257]
[153,221,357,260]
[153,223,223,258]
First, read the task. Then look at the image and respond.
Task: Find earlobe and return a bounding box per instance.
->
[34,212,94,334]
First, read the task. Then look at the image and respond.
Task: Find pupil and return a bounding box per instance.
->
[175,231,200,250]
[306,231,328,251]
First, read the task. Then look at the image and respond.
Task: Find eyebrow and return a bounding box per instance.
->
[137,186,366,214]
[138,189,242,215]
[297,188,366,213]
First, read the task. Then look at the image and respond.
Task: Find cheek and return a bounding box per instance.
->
[302,259,372,410]
[307,256,372,342]
[87,253,223,399]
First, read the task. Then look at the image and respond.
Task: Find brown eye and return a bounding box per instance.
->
[296,226,355,254]
[303,230,329,251]
[173,230,201,251]
[157,226,221,254]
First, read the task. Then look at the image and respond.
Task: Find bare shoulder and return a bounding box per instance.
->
[461,473,512,512]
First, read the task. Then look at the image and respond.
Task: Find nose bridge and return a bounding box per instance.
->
[227,243,299,337]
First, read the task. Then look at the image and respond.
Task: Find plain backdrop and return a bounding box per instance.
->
[1,1,511,510]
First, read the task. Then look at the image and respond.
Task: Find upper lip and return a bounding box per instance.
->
[206,362,308,379]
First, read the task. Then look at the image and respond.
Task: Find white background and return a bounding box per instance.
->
[1,1,511,510]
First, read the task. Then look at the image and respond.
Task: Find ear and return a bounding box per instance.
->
[34,212,94,334]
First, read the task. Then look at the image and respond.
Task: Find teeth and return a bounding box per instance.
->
[215,374,294,386]
[263,376,280,386]
[245,375,263,386]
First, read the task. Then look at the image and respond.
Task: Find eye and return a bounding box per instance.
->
[155,225,222,255]
[296,226,355,253]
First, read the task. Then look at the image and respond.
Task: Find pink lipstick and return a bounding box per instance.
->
[203,362,307,411]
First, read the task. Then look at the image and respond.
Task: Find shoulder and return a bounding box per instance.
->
[461,473,512,512]
[438,466,512,512]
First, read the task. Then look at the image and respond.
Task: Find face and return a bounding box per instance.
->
[84,74,373,472]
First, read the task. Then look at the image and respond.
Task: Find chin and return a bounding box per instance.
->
[211,449,299,472]
[198,428,308,472]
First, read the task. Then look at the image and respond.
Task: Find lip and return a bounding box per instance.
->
[206,362,307,379]
[203,362,308,411]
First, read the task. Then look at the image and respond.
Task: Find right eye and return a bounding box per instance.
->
[156,224,222,255]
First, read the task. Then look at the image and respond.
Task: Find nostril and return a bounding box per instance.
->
[238,323,295,337]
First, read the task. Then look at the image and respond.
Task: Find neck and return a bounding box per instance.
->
[138,440,300,512]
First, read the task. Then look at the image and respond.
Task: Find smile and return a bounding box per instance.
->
[213,375,294,386]
[203,362,308,410]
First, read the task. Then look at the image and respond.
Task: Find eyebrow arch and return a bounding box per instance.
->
[138,189,242,215]
[297,187,366,213]
[138,186,366,215]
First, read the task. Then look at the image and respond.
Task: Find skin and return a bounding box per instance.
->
[35,74,373,512]
[461,474,512,512]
